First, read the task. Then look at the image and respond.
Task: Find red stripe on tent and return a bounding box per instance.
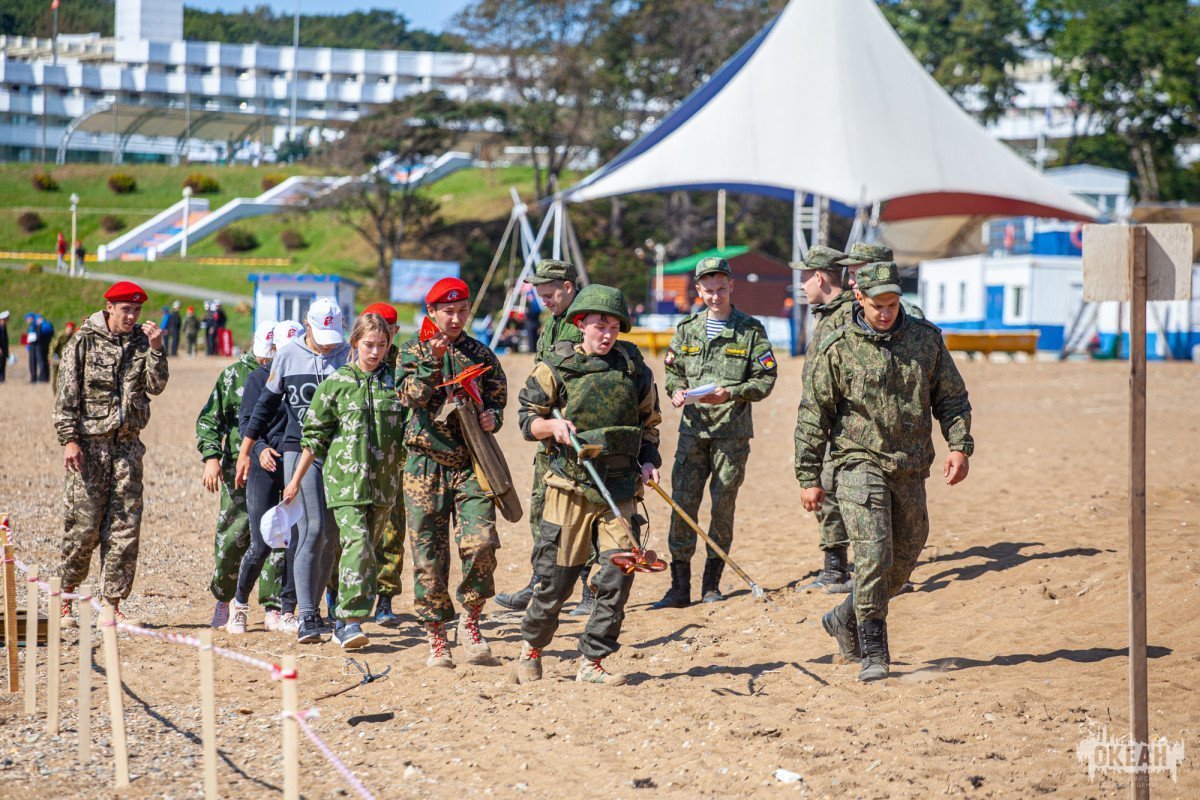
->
[882,192,1094,223]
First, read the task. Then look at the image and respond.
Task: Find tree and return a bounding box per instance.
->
[878,0,1028,123]
[1034,0,1200,201]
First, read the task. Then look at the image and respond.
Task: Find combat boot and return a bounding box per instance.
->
[821,593,860,663]
[456,602,496,665]
[495,573,539,612]
[701,558,726,603]
[100,598,141,628]
[809,546,852,592]
[650,561,691,609]
[515,641,543,684]
[569,566,596,617]
[576,657,628,686]
[425,622,455,669]
[857,618,890,682]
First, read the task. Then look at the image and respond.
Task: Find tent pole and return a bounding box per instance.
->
[562,205,590,286]
[552,196,564,260]
[717,189,727,250]
[812,193,824,247]
[791,190,808,357]
[468,208,518,324]
[490,203,556,351]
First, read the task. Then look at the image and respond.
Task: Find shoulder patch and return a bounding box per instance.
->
[757,350,777,371]
[664,347,676,366]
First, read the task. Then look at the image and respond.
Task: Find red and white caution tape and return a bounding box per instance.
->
[283,708,376,800]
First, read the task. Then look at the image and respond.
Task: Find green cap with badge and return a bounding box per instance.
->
[855,261,903,298]
[791,244,847,271]
[529,258,578,285]
[695,256,732,279]
[838,242,894,266]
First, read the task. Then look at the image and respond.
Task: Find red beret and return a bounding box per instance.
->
[362,302,398,325]
[425,277,469,306]
[104,280,147,304]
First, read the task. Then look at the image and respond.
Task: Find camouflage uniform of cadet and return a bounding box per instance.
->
[196,352,282,607]
[48,324,77,391]
[795,262,973,681]
[516,284,662,685]
[374,343,409,622]
[301,362,405,620]
[656,257,777,608]
[54,310,169,603]
[397,329,506,643]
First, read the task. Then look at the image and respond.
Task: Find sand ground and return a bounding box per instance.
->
[0,352,1197,799]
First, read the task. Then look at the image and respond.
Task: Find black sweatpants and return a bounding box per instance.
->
[234,459,295,613]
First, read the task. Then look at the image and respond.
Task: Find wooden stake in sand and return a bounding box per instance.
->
[2,542,17,693]
[198,629,217,799]
[282,654,298,800]
[24,567,37,714]
[99,605,130,789]
[77,597,92,761]
[47,577,61,736]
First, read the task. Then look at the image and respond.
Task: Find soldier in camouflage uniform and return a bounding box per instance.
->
[654,257,777,608]
[54,281,169,626]
[398,277,506,668]
[286,312,405,650]
[197,320,283,629]
[831,242,924,324]
[795,262,973,681]
[495,258,586,614]
[516,284,662,686]
[48,320,77,391]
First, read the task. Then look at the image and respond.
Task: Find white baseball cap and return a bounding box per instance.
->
[306,298,344,346]
[272,320,304,350]
[252,319,278,358]
[0,310,9,321]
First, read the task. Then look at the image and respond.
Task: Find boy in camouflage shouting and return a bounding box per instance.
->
[398,278,506,668]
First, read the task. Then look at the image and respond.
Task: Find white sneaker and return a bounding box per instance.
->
[263,609,284,631]
[277,612,300,634]
[210,600,230,629]
[225,602,249,634]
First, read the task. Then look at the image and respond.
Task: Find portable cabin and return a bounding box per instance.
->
[247,273,359,332]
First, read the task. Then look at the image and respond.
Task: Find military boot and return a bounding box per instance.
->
[515,641,543,684]
[425,622,455,669]
[456,602,496,665]
[495,572,539,612]
[857,618,890,682]
[809,546,851,592]
[700,558,726,603]
[60,588,78,629]
[821,593,860,663]
[569,566,596,617]
[576,657,628,686]
[650,561,691,609]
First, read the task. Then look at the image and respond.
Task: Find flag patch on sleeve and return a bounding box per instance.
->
[664,347,676,366]
[758,351,777,370]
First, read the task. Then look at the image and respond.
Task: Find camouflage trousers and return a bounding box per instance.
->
[210,471,281,605]
[817,455,849,551]
[377,502,406,598]
[667,435,750,562]
[58,433,145,600]
[528,449,550,541]
[836,461,929,624]
[403,454,499,624]
[330,504,391,620]
[521,486,636,660]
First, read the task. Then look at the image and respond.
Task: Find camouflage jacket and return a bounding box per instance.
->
[398,332,507,469]
[794,306,973,486]
[53,310,169,446]
[826,294,925,328]
[195,352,259,467]
[803,290,855,388]
[301,362,406,508]
[663,306,777,439]
[49,327,76,364]
[535,311,583,363]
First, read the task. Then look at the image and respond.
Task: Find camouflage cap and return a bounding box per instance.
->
[855,261,903,298]
[529,258,578,285]
[790,244,847,272]
[568,283,632,333]
[695,256,732,279]
[838,242,894,266]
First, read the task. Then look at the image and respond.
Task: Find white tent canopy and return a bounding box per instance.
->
[565,0,1095,260]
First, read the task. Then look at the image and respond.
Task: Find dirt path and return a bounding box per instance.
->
[1,354,1196,799]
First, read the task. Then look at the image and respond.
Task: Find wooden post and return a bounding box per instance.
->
[77,598,92,761]
[198,630,217,799]
[282,654,298,800]
[100,605,130,789]
[2,543,17,693]
[716,188,727,251]
[47,577,61,735]
[24,567,37,714]
[1127,226,1149,800]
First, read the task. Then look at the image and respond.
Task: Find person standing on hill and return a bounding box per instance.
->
[166,301,182,357]
[182,306,200,357]
[49,320,78,391]
[0,310,9,383]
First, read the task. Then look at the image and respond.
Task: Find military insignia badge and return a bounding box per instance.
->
[758,351,777,370]
[664,347,676,366]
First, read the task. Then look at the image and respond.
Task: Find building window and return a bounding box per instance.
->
[958,282,967,313]
[1011,286,1024,318]
[937,284,946,315]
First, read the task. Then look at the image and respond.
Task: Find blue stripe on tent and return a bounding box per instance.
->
[565,12,782,198]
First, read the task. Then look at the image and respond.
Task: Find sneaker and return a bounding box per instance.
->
[576,657,628,686]
[297,613,324,644]
[333,621,369,650]
[425,622,454,669]
[373,596,400,628]
[263,609,284,631]
[225,602,249,635]
[455,603,496,665]
[60,591,78,629]
[210,600,230,629]
[277,612,300,634]
[516,641,543,684]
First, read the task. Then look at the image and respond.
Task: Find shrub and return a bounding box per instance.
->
[261,172,288,192]
[184,173,220,194]
[17,211,45,232]
[31,172,59,192]
[280,229,307,250]
[25,262,43,274]
[216,226,258,253]
[100,215,126,233]
[108,172,137,194]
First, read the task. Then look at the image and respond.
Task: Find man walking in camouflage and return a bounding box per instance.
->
[54,281,169,626]
[795,262,973,681]
[653,256,776,608]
